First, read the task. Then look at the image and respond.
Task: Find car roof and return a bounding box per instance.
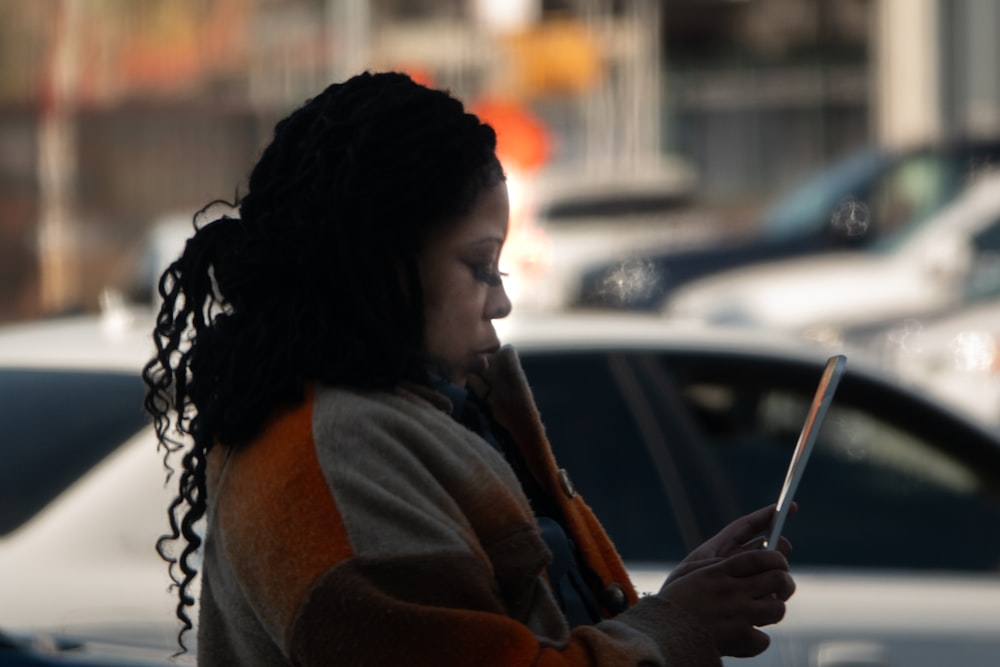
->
[0,309,155,372]
[0,308,970,428]
[504,312,990,405]
[0,308,875,375]
[499,312,845,362]
[532,156,697,207]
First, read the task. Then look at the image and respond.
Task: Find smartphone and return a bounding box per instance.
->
[764,354,847,550]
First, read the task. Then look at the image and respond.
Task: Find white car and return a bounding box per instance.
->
[501,159,721,313]
[663,170,1000,335]
[3,310,1000,667]
[855,298,1000,426]
[0,307,186,663]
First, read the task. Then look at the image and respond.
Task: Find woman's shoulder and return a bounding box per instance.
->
[311,381,463,445]
[314,381,451,418]
[310,381,514,485]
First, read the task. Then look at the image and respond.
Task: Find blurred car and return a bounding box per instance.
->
[0,629,178,666]
[507,315,1000,666]
[500,158,723,312]
[3,311,1000,667]
[0,308,184,663]
[576,138,1000,311]
[849,298,1000,427]
[662,167,1000,339]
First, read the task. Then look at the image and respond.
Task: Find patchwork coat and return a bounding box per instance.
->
[197,346,720,666]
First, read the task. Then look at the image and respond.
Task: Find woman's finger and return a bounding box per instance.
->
[722,549,789,579]
[717,502,799,556]
[743,569,796,602]
[747,595,789,627]
[738,534,793,557]
[721,626,772,658]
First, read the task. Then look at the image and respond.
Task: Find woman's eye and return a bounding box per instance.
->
[471,264,507,287]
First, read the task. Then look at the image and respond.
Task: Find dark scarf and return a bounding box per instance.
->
[428,375,602,627]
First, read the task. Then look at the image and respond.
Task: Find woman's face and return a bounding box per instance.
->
[418,180,512,386]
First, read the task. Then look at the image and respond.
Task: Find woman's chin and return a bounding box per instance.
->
[468,353,490,377]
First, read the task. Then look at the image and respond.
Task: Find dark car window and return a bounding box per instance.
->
[971,217,1000,254]
[867,155,953,245]
[0,369,149,536]
[761,148,888,238]
[519,353,688,562]
[967,216,1000,299]
[763,144,1000,249]
[678,380,1000,571]
[523,350,1000,572]
[869,148,1000,253]
[542,193,692,223]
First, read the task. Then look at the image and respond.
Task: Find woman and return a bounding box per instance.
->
[144,71,794,666]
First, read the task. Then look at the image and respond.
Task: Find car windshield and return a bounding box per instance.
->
[0,369,150,537]
[760,148,890,238]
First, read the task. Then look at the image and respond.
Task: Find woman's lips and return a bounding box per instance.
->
[473,346,500,373]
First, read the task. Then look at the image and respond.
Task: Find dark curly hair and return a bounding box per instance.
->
[142,71,504,651]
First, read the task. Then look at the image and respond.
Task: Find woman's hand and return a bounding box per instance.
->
[656,504,797,657]
[667,503,795,584]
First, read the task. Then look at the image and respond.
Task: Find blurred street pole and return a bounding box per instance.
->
[37,0,82,314]
[581,0,662,176]
[940,0,1000,139]
[328,0,371,86]
[875,0,940,147]
[623,0,663,173]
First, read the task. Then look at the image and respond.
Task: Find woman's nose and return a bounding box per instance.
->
[487,283,512,320]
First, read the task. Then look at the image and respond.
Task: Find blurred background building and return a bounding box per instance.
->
[0,0,997,322]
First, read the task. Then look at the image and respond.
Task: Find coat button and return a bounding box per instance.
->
[558,468,576,498]
[603,583,629,614]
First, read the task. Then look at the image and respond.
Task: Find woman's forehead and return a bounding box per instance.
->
[431,182,510,244]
